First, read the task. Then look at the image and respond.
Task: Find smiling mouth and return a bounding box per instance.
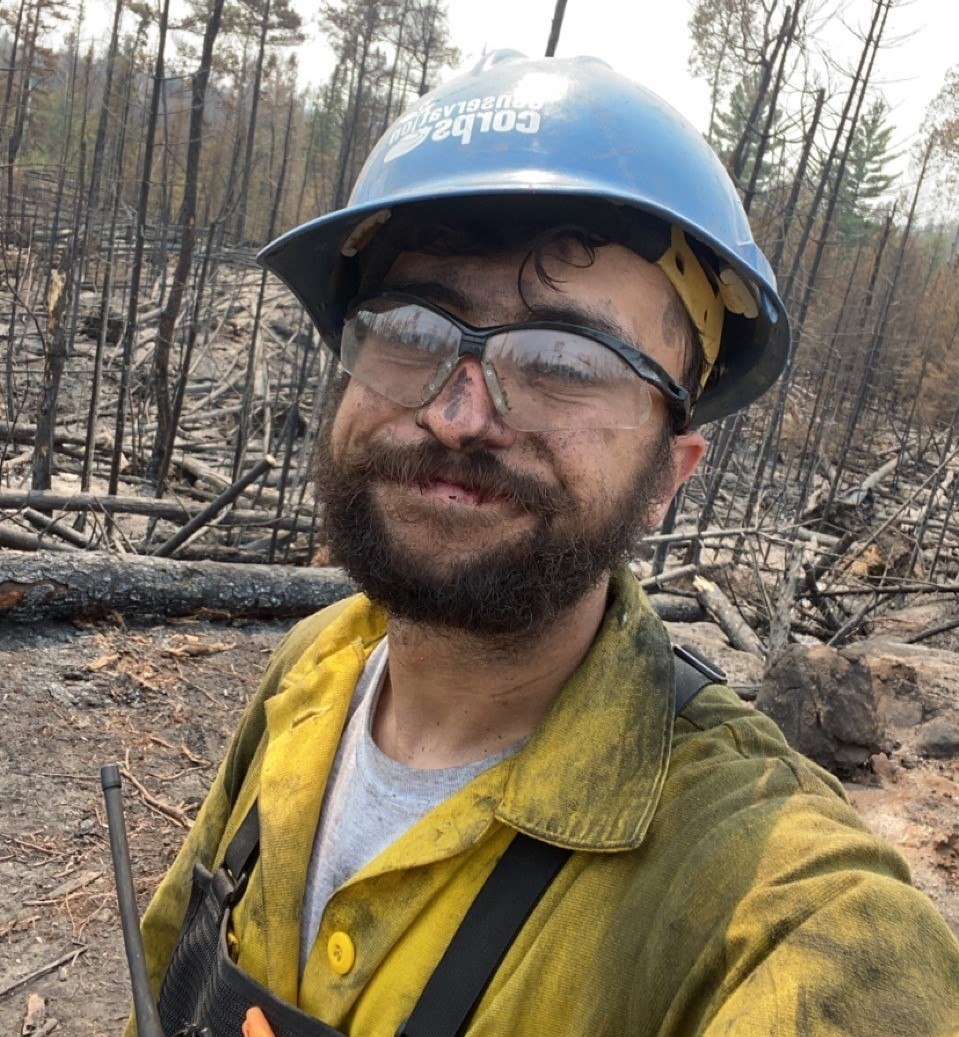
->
[414,478,507,507]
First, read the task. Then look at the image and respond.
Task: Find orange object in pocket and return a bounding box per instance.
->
[241,1006,276,1037]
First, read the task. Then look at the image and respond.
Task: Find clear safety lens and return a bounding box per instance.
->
[340,300,653,431]
[341,300,460,407]
[485,330,652,431]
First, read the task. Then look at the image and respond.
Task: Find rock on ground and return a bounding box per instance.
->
[844,639,959,759]
[756,643,890,773]
[757,638,959,774]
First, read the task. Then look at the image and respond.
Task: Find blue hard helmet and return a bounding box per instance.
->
[257,51,789,427]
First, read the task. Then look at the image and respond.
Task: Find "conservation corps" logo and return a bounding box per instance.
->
[382,93,543,163]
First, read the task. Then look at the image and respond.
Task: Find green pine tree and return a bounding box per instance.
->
[712,75,778,195]
[835,97,898,243]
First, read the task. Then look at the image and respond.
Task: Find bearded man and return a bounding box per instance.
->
[127,53,959,1037]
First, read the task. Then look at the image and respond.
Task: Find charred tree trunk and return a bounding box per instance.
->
[781,0,889,303]
[728,4,794,185]
[5,0,41,226]
[824,144,932,523]
[545,0,568,57]
[108,0,171,495]
[232,94,296,483]
[148,0,226,482]
[333,4,377,209]
[31,257,72,490]
[0,550,355,621]
[742,3,798,214]
[769,87,823,274]
[81,46,135,496]
[234,0,272,243]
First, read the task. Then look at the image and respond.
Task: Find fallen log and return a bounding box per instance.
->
[0,421,95,449]
[0,551,355,622]
[0,551,706,625]
[693,575,765,658]
[0,490,193,521]
[903,613,959,645]
[175,454,282,507]
[635,563,698,591]
[647,593,706,623]
[642,525,762,546]
[0,448,35,472]
[802,456,900,519]
[23,507,91,547]
[0,490,316,533]
[0,524,74,552]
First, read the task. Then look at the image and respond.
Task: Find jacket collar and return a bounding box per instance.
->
[263,566,674,902]
[494,569,675,850]
[255,571,673,995]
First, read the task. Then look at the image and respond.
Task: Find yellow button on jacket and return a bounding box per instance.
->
[126,572,959,1036]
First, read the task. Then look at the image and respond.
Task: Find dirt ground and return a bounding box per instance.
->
[0,616,289,1035]
[1,616,957,1035]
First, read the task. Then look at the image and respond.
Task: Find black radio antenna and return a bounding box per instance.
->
[101,763,166,1037]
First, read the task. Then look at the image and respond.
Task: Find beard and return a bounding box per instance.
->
[312,406,675,638]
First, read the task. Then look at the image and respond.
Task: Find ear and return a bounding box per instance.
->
[671,429,707,489]
[649,429,707,527]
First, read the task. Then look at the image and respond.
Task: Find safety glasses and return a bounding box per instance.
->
[340,292,691,433]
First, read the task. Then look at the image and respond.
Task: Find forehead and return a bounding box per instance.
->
[381,242,685,372]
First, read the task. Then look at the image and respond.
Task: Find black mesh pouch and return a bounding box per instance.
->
[157,860,343,1037]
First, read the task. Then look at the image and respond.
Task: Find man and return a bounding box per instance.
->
[129,53,959,1036]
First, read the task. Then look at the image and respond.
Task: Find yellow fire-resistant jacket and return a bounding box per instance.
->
[127,571,959,1036]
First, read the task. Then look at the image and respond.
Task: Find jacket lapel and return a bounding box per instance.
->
[257,597,387,1001]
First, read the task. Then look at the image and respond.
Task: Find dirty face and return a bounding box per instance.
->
[313,241,705,635]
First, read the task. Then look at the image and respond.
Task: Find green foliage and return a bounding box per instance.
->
[712,74,779,192]
[834,97,898,243]
[688,0,781,144]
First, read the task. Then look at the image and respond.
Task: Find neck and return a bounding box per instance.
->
[370,575,611,769]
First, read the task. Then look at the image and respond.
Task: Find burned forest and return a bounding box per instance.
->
[1,0,959,1032]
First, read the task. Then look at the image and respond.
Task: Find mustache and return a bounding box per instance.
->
[333,439,572,517]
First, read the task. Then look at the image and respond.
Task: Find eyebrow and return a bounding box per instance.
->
[383,278,473,313]
[383,277,644,350]
[522,302,640,350]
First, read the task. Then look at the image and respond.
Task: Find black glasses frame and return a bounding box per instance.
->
[344,291,692,432]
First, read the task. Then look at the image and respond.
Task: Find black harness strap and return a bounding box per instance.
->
[394,645,726,1037]
[396,834,571,1037]
[223,801,261,884]
[672,643,726,716]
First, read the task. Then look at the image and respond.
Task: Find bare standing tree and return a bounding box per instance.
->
[108,0,171,496]
[232,0,303,242]
[147,0,227,485]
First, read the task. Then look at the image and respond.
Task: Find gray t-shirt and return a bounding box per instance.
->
[299,639,525,970]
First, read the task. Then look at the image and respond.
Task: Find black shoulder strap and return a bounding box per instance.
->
[672,643,726,716]
[397,833,571,1037]
[222,800,261,882]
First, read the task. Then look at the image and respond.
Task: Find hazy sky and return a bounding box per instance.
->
[76,0,958,173]
[291,0,958,162]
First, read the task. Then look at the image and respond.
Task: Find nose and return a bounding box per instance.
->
[415,356,515,451]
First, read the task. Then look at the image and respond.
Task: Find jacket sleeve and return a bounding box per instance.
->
[690,803,959,1036]
[638,763,959,1036]
[628,691,959,1037]
[122,600,353,1037]
[695,855,959,1036]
